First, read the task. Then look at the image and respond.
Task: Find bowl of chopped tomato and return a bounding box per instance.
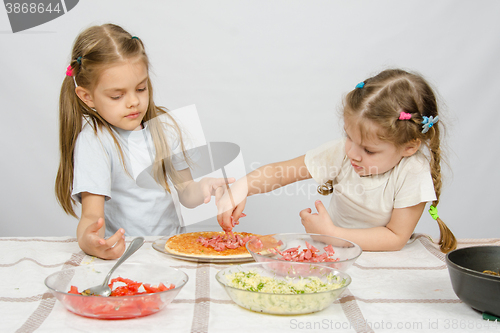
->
[44,262,188,319]
[246,233,362,272]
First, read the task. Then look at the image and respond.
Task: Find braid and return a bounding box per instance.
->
[428,127,456,253]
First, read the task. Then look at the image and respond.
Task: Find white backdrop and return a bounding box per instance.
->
[1,0,499,240]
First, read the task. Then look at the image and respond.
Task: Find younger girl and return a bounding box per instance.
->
[217,69,456,253]
[55,24,230,259]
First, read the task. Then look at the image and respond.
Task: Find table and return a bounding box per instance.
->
[1,234,499,333]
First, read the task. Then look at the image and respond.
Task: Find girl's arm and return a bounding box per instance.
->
[217,155,312,231]
[300,200,426,251]
[77,192,126,259]
[174,168,235,208]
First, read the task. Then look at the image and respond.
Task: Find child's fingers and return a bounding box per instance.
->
[314,200,327,214]
[212,177,235,190]
[217,210,233,232]
[96,237,107,246]
[216,196,233,230]
[214,186,225,204]
[83,219,106,247]
[104,228,125,248]
[93,230,125,259]
[299,208,312,220]
[202,178,233,203]
[88,218,105,233]
[103,237,126,259]
[299,208,313,228]
[232,205,246,225]
[203,194,211,204]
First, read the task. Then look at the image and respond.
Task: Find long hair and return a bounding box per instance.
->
[319,69,456,253]
[55,24,190,218]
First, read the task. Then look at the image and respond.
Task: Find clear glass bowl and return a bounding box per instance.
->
[44,262,188,319]
[216,262,351,315]
[246,233,362,272]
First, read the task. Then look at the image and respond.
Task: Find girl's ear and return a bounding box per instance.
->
[402,139,421,157]
[75,86,95,108]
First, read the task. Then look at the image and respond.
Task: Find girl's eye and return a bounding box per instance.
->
[111,95,122,100]
[138,87,147,92]
[364,149,375,155]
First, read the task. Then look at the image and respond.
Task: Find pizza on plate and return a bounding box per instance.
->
[164,231,259,259]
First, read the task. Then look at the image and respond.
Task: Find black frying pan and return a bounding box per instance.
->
[446,246,500,317]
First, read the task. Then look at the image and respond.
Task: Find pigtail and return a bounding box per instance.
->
[55,73,84,218]
[427,125,457,253]
[142,80,193,193]
[151,110,193,192]
[148,112,172,193]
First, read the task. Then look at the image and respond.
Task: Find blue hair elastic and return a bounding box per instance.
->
[355,82,365,89]
[421,116,439,133]
[76,56,82,65]
[131,36,139,40]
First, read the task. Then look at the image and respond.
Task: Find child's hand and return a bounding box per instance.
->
[299,200,336,235]
[216,191,247,232]
[199,177,235,204]
[79,218,126,260]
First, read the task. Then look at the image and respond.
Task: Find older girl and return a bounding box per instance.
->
[56,24,230,259]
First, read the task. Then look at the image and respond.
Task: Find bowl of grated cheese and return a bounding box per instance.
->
[216,262,351,315]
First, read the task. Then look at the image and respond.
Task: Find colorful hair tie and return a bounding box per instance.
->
[76,56,82,65]
[66,65,78,87]
[429,205,439,220]
[355,82,365,89]
[399,111,412,120]
[131,36,139,40]
[421,116,439,133]
[66,65,73,76]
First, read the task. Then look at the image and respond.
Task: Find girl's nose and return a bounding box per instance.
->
[346,144,361,162]
[127,93,140,108]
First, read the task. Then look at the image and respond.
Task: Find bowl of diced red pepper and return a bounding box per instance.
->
[44,262,188,319]
[246,233,362,272]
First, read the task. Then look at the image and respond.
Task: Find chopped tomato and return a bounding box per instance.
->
[67,277,176,318]
[68,285,80,294]
[69,277,174,297]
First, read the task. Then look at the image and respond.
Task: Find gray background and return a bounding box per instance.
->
[1,0,499,240]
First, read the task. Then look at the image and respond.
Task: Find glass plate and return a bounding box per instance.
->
[152,237,255,263]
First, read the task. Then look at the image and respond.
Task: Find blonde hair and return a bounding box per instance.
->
[319,69,456,253]
[55,23,190,218]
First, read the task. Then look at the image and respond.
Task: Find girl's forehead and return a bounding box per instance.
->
[344,115,382,142]
[96,58,148,88]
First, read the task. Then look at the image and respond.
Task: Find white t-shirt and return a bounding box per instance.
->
[304,139,436,229]
[72,114,190,237]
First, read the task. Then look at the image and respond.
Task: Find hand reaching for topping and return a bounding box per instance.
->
[216,179,249,232]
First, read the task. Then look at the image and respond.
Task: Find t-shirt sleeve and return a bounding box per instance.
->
[393,153,437,209]
[304,139,346,185]
[71,128,112,203]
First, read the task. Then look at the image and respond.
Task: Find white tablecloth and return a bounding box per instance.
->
[1,234,499,333]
